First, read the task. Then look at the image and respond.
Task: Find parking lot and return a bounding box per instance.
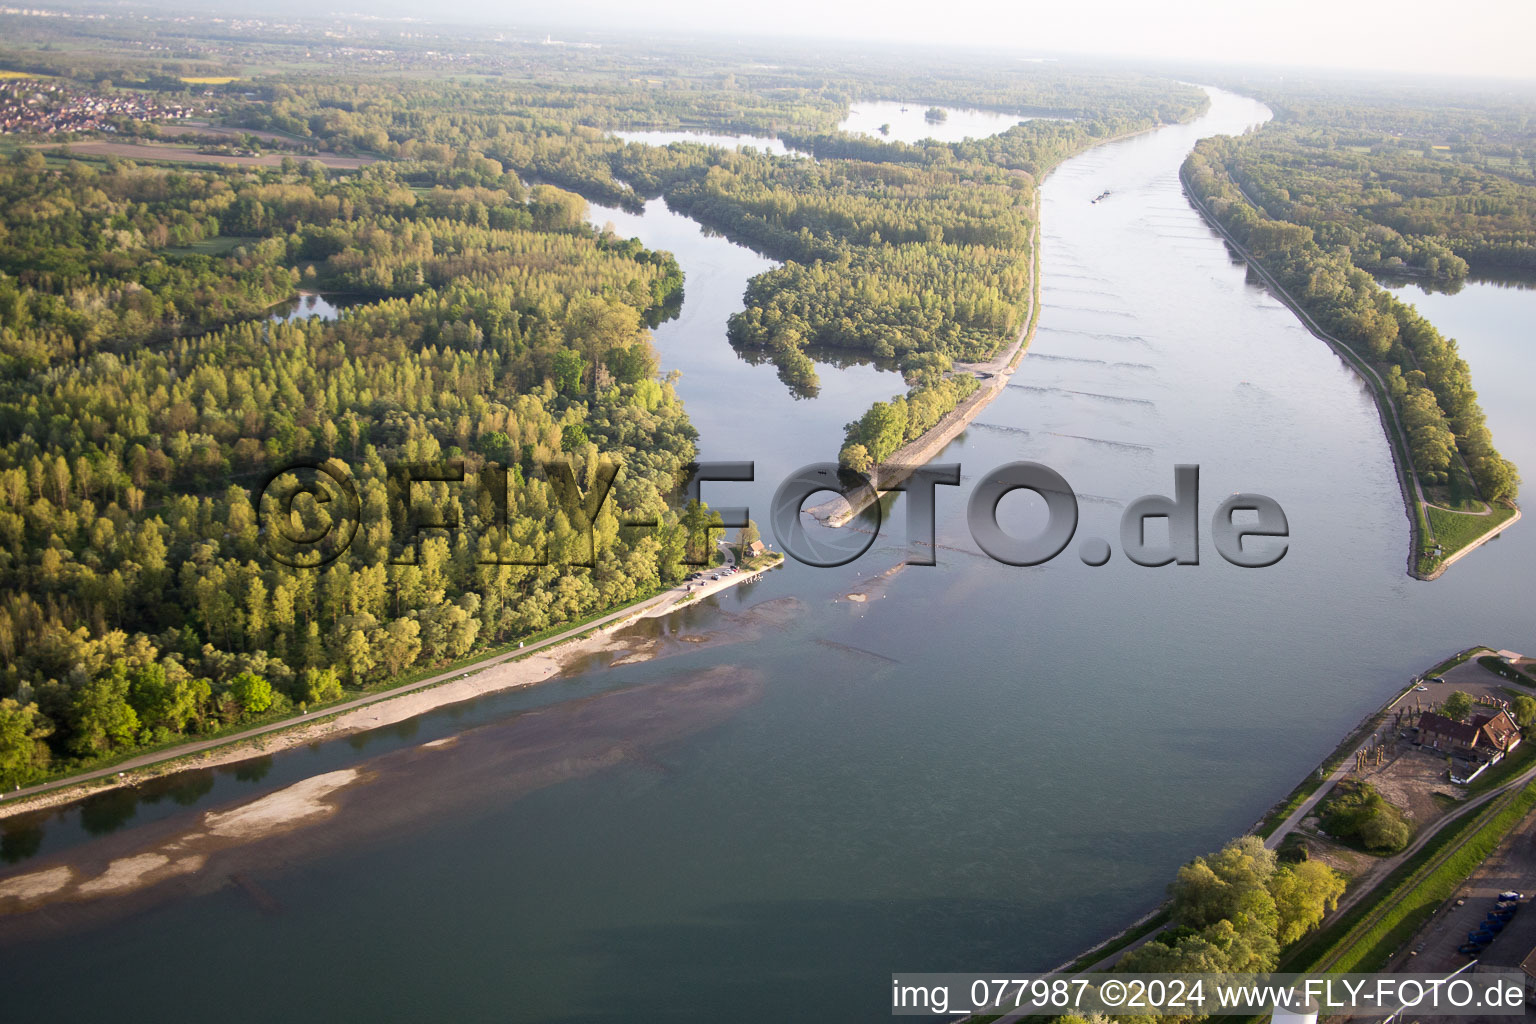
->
[1390,800,1536,978]
[1438,655,1536,709]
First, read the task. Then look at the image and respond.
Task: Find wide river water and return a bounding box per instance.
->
[4,88,1536,1022]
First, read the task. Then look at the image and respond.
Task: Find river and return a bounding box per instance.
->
[3,89,1535,1023]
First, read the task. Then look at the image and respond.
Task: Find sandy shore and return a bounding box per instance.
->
[0,562,780,822]
[0,664,769,923]
[0,770,365,914]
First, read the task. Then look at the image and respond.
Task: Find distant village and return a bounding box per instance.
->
[0,79,192,135]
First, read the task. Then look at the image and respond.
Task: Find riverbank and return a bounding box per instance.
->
[1005,645,1518,996]
[0,664,768,922]
[0,555,782,822]
[805,117,1193,529]
[807,197,1044,527]
[1179,165,1518,581]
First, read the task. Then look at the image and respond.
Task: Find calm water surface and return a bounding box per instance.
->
[269,290,347,322]
[838,100,1040,143]
[609,98,1034,154]
[609,129,797,156]
[4,88,1536,1023]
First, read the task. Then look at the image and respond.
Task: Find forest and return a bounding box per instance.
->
[0,151,709,787]
[169,58,1203,467]
[1184,138,1519,510]
[198,67,1204,417]
[1197,124,1536,281]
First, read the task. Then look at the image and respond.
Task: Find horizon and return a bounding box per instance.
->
[48,0,1536,83]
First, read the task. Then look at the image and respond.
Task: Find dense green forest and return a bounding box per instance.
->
[1,17,1205,430]
[1195,124,1536,282]
[1184,139,1519,512]
[196,67,1203,415]
[152,37,1204,430]
[0,151,712,787]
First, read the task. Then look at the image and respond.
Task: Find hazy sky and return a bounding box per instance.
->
[529,0,1536,80]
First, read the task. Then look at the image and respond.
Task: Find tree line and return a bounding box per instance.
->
[1184,141,1518,506]
[1117,836,1345,986]
[1202,124,1536,281]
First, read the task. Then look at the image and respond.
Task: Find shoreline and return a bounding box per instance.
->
[804,117,1182,530]
[994,645,1505,1010]
[0,665,769,921]
[1179,164,1518,581]
[1421,505,1523,580]
[0,555,781,822]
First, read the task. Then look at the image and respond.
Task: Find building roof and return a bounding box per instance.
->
[1521,942,1536,979]
[1418,709,1521,751]
[1475,710,1522,750]
[1418,711,1481,746]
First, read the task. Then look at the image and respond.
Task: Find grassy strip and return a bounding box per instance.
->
[1289,781,1536,973]
[1463,741,1536,796]
[1426,646,1489,679]
[1331,781,1536,971]
[1478,655,1536,690]
[1427,505,1518,565]
[1279,812,1472,972]
[1057,909,1171,973]
[1257,771,1334,839]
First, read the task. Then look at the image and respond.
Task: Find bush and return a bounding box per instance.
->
[1322,780,1412,853]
